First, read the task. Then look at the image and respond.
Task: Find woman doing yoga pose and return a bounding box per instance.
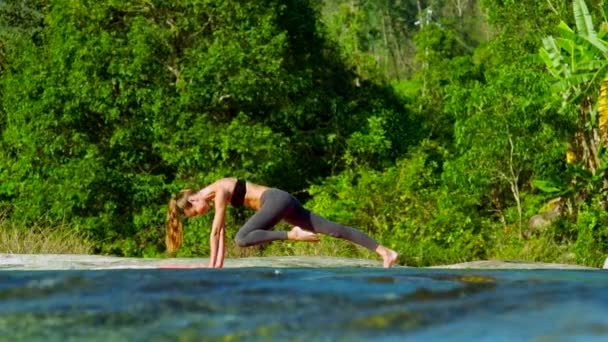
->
[166,177,399,268]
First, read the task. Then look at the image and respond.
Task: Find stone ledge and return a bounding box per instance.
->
[428,259,595,270]
[0,254,602,270]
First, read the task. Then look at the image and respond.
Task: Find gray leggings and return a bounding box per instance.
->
[234,188,379,251]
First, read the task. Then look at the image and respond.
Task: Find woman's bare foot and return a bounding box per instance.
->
[287,226,320,242]
[376,245,399,268]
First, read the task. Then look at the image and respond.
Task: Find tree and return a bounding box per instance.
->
[440,0,566,235]
[540,0,608,175]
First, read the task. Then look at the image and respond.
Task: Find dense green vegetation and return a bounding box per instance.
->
[0,0,607,267]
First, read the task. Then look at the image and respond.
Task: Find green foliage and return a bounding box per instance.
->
[573,198,608,267]
[480,0,568,42]
[321,0,418,80]
[539,0,608,110]
[444,63,558,194]
[321,2,380,81]
[343,116,392,167]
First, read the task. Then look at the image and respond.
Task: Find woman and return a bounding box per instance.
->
[166,177,399,268]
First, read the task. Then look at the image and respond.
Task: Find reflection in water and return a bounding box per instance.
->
[0,268,606,341]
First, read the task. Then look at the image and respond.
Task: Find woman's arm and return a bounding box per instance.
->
[215,224,226,268]
[208,190,227,268]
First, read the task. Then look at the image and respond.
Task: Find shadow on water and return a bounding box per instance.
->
[0,268,607,341]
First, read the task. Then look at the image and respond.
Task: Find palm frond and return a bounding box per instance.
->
[555,36,575,55]
[541,36,568,78]
[574,0,597,39]
[551,80,577,98]
[575,60,606,71]
[556,21,577,41]
[551,72,596,91]
[581,34,608,54]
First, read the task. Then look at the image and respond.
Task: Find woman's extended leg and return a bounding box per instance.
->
[285,207,379,250]
[285,203,399,267]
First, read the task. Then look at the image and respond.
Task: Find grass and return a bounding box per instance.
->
[0,219,93,254]
[486,223,579,265]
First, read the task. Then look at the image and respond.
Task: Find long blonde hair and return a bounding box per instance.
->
[166,189,195,253]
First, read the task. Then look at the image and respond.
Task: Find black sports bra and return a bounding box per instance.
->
[230,179,246,207]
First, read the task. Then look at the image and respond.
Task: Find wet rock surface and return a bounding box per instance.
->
[0,254,599,270]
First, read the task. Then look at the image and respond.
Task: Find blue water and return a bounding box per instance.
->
[0,268,607,341]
